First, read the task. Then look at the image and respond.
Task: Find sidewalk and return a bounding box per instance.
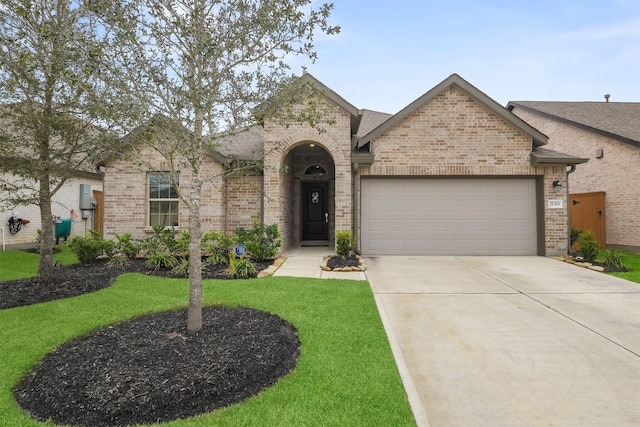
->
[272,247,367,281]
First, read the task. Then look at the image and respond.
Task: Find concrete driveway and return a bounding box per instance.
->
[366,256,640,427]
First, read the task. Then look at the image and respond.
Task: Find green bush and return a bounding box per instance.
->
[228,252,257,279]
[69,234,114,264]
[202,230,233,265]
[577,230,601,263]
[172,257,190,277]
[109,253,128,267]
[235,222,281,262]
[570,227,582,248]
[599,249,626,269]
[141,225,181,256]
[146,252,178,271]
[335,230,354,257]
[113,233,141,258]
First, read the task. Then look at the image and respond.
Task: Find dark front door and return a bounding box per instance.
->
[302,182,329,241]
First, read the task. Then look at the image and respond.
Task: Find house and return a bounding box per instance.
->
[103,74,588,256]
[508,101,640,252]
[0,172,103,250]
[0,104,105,250]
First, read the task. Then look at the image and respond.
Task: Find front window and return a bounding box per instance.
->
[148,172,179,227]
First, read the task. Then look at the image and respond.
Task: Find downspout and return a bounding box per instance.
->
[353,162,361,255]
[566,165,577,253]
[260,172,265,224]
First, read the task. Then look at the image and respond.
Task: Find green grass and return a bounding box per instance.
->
[0,245,78,281]
[0,256,415,426]
[605,250,640,284]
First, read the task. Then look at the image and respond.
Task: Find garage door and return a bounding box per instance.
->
[361,178,538,255]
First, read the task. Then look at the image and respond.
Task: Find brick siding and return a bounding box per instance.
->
[512,107,640,250]
[359,86,569,256]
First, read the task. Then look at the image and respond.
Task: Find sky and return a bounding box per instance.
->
[293,0,640,114]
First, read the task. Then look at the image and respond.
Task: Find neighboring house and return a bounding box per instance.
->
[508,101,640,252]
[0,172,103,250]
[104,74,587,256]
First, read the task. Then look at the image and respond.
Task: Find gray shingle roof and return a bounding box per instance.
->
[215,126,265,161]
[508,101,640,146]
[355,109,393,139]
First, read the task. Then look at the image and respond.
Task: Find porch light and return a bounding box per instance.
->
[552,180,562,192]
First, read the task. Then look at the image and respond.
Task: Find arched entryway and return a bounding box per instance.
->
[284,142,336,247]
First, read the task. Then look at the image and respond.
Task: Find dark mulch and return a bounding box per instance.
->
[326,255,361,270]
[0,258,273,310]
[4,258,297,427]
[14,306,300,427]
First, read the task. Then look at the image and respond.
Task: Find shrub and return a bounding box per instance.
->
[234,222,281,262]
[228,252,257,279]
[335,230,355,257]
[146,252,177,271]
[600,249,626,269]
[109,253,128,267]
[172,257,190,277]
[570,227,582,248]
[113,233,141,258]
[69,234,114,264]
[202,230,233,265]
[577,230,600,263]
[142,225,181,256]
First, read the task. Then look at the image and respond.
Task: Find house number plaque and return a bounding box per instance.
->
[311,191,320,204]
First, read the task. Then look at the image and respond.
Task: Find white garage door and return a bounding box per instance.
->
[361,178,538,255]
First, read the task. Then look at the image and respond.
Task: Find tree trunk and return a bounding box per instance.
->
[186,171,203,334]
[38,175,55,280]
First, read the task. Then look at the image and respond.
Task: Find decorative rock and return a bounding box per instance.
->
[257,271,272,278]
[575,262,593,268]
[588,266,605,272]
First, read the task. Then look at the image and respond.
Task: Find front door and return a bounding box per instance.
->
[302,182,329,241]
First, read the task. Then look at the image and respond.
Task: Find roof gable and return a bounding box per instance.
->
[356,74,548,148]
[507,101,640,148]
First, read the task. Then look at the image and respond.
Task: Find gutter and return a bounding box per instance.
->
[566,165,577,253]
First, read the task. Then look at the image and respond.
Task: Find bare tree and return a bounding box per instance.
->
[0,0,134,279]
[93,0,339,333]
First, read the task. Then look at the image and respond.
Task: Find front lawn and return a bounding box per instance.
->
[605,250,640,284]
[0,268,415,426]
[0,245,78,281]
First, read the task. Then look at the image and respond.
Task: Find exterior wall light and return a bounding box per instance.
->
[552,180,562,192]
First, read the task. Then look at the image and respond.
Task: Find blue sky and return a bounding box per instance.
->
[295,0,640,113]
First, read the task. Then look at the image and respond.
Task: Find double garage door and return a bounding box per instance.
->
[361,178,538,255]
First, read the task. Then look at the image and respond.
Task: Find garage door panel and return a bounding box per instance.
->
[361,179,537,255]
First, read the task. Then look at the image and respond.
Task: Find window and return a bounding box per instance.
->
[148,172,179,227]
[304,165,326,176]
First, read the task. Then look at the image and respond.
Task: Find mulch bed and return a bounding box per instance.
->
[3,258,298,427]
[325,255,361,270]
[0,258,273,310]
[14,306,300,427]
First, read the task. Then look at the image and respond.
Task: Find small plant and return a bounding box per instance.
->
[146,251,178,271]
[142,225,180,256]
[228,252,256,279]
[69,234,114,264]
[335,230,355,257]
[202,230,233,265]
[235,222,281,262]
[113,233,141,258]
[570,227,582,248]
[599,249,626,269]
[109,253,128,267]
[577,230,601,263]
[172,257,190,277]
[34,229,42,253]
